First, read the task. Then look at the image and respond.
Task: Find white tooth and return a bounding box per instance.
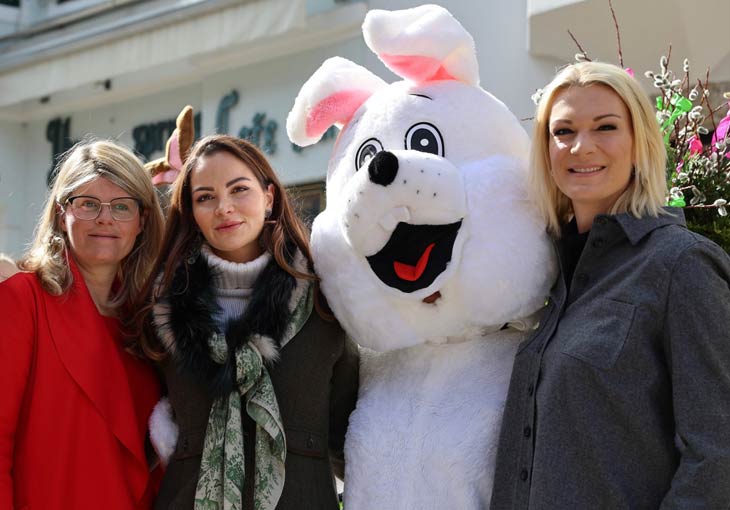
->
[378,206,411,232]
[379,213,398,232]
[392,206,410,223]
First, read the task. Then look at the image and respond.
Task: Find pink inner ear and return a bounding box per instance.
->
[306,89,374,139]
[380,54,456,83]
[168,131,183,171]
[152,169,180,186]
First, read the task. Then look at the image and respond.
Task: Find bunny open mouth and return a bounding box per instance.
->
[366,220,462,292]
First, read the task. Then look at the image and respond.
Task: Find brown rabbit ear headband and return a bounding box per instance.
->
[145,105,195,187]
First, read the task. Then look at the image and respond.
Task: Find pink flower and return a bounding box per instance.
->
[687,136,703,155]
[711,104,729,158]
[624,68,634,77]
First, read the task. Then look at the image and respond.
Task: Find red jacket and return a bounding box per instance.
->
[0,263,161,510]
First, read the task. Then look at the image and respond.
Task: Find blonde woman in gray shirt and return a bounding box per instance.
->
[491,62,730,509]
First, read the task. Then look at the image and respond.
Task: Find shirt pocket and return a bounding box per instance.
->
[559,298,635,370]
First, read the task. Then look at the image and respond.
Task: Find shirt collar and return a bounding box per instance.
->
[612,207,686,245]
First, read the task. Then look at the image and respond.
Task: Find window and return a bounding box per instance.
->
[288,182,326,228]
[46,0,112,19]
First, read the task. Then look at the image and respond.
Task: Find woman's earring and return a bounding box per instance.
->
[264,208,272,219]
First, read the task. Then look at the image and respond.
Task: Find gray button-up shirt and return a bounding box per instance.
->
[491,209,730,509]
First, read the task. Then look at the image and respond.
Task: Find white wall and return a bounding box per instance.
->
[0,121,29,258]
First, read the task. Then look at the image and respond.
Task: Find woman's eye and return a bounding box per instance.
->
[232,186,249,194]
[597,124,617,131]
[552,128,572,136]
[195,194,213,203]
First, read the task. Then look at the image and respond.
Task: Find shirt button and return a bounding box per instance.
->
[523,426,532,438]
[306,436,315,448]
[543,296,550,306]
[520,469,529,481]
[532,321,540,330]
[591,238,604,249]
[528,383,534,396]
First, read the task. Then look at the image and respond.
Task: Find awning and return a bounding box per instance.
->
[0,0,364,119]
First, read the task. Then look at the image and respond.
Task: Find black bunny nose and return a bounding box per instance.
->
[368,151,399,187]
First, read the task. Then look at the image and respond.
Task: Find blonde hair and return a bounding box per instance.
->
[18,139,164,318]
[530,61,667,236]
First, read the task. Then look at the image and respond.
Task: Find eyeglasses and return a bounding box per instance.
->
[64,195,141,221]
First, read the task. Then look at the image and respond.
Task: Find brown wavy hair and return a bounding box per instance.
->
[136,135,323,359]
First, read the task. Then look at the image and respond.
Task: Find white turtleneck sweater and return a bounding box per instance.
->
[200,244,271,331]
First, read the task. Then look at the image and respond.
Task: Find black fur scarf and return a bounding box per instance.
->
[152,245,304,397]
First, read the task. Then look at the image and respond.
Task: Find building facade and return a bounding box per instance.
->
[0,0,728,256]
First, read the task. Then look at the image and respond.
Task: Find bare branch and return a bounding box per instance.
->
[567,30,591,61]
[607,0,624,67]
[699,71,718,136]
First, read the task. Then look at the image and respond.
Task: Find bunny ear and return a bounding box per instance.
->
[167,130,183,171]
[363,5,479,86]
[166,105,194,171]
[146,105,195,186]
[287,57,387,147]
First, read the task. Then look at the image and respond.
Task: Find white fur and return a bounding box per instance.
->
[250,334,280,363]
[287,57,387,147]
[311,81,555,351]
[286,6,557,509]
[363,4,479,85]
[345,328,524,509]
[149,397,178,468]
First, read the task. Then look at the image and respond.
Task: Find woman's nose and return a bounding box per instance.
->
[570,132,595,155]
[215,197,234,215]
[95,204,115,223]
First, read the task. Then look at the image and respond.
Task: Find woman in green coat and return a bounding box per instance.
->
[138,134,359,510]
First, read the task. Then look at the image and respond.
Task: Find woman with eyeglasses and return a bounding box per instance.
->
[0,139,165,510]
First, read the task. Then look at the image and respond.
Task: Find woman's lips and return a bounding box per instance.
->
[569,165,605,174]
[215,221,242,231]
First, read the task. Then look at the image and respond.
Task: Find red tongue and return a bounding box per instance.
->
[393,243,435,281]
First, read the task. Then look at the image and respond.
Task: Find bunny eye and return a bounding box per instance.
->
[355,138,384,171]
[405,123,444,157]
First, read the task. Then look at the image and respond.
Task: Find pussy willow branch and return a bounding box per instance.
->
[699,70,719,136]
[607,0,624,68]
[660,45,673,118]
[567,30,591,61]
